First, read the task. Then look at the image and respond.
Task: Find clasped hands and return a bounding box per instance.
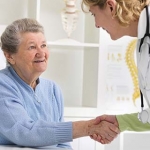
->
[87,115,120,144]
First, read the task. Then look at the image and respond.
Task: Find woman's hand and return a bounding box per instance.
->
[72,115,120,144]
[89,115,120,144]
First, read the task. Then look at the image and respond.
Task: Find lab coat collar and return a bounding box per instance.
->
[137,6,148,39]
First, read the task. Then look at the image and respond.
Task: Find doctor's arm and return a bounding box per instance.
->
[94,113,150,132]
[91,113,150,143]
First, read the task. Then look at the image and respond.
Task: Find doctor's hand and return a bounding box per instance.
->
[90,115,120,144]
[95,115,119,126]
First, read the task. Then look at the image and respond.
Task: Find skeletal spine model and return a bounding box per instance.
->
[125,39,140,103]
[61,0,78,38]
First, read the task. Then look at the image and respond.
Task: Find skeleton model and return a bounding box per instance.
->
[61,0,78,38]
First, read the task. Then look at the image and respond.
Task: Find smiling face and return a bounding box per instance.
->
[5,32,49,84]
[89,1,127,40]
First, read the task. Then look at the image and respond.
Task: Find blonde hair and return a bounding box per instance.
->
[82,0,150,26]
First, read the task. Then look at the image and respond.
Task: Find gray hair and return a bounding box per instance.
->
[1,18,44,54]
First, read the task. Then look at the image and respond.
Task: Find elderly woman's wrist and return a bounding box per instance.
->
[86,119,96,136]
[72,121,90,138]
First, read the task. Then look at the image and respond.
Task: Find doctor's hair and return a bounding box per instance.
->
[81,0,150,27]
[1,18,44,54]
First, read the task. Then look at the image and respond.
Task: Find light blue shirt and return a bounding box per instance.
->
[0,66,72,148]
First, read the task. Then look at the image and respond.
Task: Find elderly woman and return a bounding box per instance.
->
[0,18,119,148]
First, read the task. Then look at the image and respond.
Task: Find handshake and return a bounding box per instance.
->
[73,115,120,144]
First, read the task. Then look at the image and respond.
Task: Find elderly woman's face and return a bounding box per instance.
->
[9,32,49,79]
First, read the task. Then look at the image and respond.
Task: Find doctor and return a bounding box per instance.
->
[81,0,150,144]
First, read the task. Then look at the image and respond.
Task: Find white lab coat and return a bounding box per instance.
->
[137,5,150,123]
